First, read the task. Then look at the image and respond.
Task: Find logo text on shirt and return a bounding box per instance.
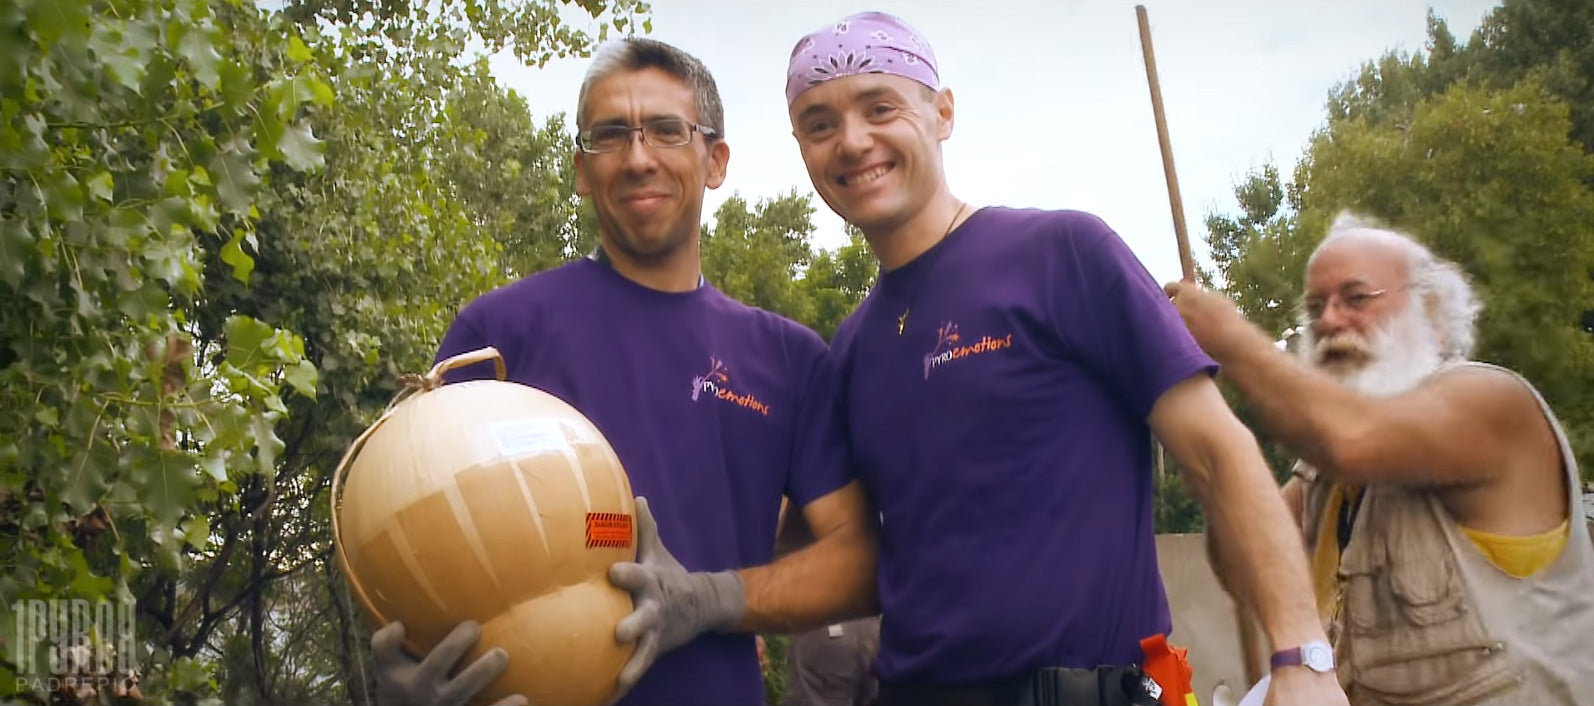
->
[690,356,771,416]
[923,321,1013,379]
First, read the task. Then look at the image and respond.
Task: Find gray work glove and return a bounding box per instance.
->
[606,496,747,703]
[371,620,528,706]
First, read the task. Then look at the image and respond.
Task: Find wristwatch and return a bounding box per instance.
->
[1271,640,1335,673]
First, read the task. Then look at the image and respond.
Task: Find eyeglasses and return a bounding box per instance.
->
[1302,287,1393,322]
[578,118,718,154]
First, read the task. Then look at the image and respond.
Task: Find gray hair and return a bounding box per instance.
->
[1305,211,1482,361]
[576,37,725,139]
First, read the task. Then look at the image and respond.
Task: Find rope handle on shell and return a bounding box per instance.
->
[328,347,508,647]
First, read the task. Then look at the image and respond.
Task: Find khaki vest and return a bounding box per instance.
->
[1296,362,1594,706]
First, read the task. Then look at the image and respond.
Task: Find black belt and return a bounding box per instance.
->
[874,665,1163,706]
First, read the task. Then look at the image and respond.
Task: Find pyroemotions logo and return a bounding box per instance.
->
[689,356,771,416]
[9,598,140,696]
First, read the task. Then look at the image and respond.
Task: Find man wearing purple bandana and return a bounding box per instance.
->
[783,11,1350,706]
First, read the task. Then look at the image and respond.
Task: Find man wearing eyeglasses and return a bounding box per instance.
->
[1165,213,1594,704]
[367,37,878,706]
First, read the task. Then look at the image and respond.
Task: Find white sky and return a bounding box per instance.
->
[488,0,1499,284]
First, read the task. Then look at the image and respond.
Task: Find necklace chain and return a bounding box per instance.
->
[898,202,968,335]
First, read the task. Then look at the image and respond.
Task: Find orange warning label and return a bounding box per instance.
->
[586,512,633,549]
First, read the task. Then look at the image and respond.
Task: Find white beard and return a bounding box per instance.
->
[1297,305,1445,397]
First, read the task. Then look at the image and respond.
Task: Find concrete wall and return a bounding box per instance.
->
[1155,533,1265,702]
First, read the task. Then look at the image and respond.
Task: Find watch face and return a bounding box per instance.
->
[1303,642,1335,672]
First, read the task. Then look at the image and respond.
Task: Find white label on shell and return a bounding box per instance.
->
[487,419,567,459]
[558,418,601,444]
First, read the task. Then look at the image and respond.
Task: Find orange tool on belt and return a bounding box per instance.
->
[1141,634,1198,706]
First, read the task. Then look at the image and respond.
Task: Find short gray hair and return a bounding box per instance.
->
[1306,212,1482,361]
[576,37,725,139]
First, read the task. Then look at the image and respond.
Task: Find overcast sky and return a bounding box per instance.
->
[488,0,1500,284]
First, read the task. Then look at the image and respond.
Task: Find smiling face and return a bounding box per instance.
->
[575,66,729,265]
[788,73,952,236]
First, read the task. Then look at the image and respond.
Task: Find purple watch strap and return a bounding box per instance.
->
[1271,648,1303,671]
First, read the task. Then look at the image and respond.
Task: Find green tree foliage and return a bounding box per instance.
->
[438,69,594,278]
[1328,2,1593,152]
[1463,0,1593,152]
[702,193,876,341]
[801,225,879,342]
[2,0,330,698]
[1202,162,1326,340]
[1153,458,1207,534]
[760,633,791,706]
[1202,0,1594,482]
[2,0,650,703]
[702,190,820,326]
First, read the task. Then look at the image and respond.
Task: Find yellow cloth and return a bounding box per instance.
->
[1460,518,1570,579]
[1313,484,1573,621]
[1311,484,1359,623]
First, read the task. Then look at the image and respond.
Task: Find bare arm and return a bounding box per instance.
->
[772,495,815,558]
[1280,476,1305,528]
[1151,374,1327,653]
[735,480,879,633]
[1207,475,1308,604]
[1169,284,1541,489]
[1224,340,1540,488]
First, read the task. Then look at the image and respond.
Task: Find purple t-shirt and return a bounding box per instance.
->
[436,257,853,705]
[829,207,1217,685]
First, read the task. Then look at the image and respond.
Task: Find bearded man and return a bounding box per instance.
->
[1164,212,1594,705]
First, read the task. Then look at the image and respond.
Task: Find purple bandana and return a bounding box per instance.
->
[785,11,940,106]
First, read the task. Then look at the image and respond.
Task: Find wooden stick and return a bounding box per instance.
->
[1138,11,1270,687]
[1135,5,1196,282]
